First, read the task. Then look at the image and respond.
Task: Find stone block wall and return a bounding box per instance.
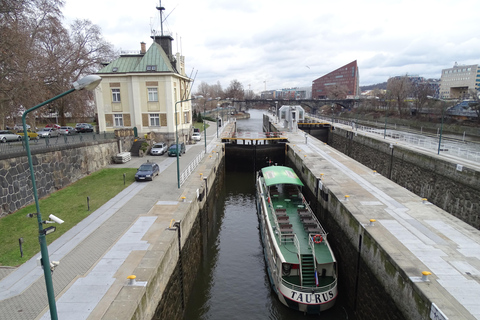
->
[0,140,120,218]
[330,127,480,230]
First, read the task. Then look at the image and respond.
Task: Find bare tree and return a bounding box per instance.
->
[41,19,115,124]
[411,82,434,116]
[225,79,244,100]
[386,75,412,115]
[0,1,115,127]
[325,84,348,99]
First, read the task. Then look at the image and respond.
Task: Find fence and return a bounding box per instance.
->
[311,115,480,162]
[0,132,116,155]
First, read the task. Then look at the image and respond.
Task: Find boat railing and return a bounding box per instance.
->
[301,195,327,240]
[281,276,337,293]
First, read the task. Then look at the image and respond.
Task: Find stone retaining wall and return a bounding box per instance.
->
[0,139,130,218]
[330,127,480,230]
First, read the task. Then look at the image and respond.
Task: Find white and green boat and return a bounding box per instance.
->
[256,165,338,314]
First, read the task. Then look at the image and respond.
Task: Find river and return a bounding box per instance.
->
[184,110,354,319]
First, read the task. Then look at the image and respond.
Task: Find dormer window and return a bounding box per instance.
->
[112,67,118,72]
[146,65,157,71]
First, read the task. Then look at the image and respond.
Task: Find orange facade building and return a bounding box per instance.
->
[312,60,359,99]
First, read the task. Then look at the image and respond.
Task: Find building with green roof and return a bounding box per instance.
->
[94,35,194,143]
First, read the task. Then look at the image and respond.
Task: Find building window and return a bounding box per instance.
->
[114,114,124,127]
[149,113,160,126]
[184,112,189,124]
[148,88,158,101]
[112,89,121,102]
[146,65,157,71]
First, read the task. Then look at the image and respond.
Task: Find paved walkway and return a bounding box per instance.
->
[284,119,480,319]
[0,121,227,320]
[2,115,480,319]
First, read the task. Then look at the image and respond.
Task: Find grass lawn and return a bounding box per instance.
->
[0,168,137,267]
[193,121,209,131]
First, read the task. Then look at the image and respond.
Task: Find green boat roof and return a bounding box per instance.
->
[261,166,304,187]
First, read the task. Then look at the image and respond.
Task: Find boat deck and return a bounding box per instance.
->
[263,190,334,265]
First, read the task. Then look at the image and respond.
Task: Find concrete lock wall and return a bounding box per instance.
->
[110,148,226,320]
[330,127,480,230]
[286,146,426,320]
[0,139,128,218]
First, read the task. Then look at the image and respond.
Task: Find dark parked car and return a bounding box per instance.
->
[75,123,94,133]
[135,162,160,181]
[168,143,186,157]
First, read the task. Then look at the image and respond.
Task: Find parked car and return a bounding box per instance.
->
[150,142,167,156]
[168,143,186,157]
[135,161,160,181]
[75,123,94,133]
[37,128,60,138]
[192,132,201,141]
[45,124,61,129]
[0,130,22,143]
[13,124,31,131]
[17,129,39,140]
[58,126,77,135]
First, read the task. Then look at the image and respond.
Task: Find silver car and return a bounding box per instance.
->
[0,130,22,143]
[58,126,77,135]
[150,142,167,155]
[37,128,60,138]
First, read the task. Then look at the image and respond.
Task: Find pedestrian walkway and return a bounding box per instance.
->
[282,119,480,319]
[0,120,229,320]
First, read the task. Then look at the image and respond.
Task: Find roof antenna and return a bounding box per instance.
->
[156,0,165,36]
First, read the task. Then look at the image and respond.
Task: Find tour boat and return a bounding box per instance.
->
[256,165,338,314]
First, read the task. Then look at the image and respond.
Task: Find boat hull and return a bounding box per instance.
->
[255,168,338,314]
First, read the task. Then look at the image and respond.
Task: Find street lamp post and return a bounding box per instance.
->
[22,75,102,320]
[438,103,445,155]
[331,104,335,131]
[427,96,448,155]
[175,96,200,188]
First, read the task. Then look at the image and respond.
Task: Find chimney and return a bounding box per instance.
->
[151,35,174,60]
[140,42,146,54]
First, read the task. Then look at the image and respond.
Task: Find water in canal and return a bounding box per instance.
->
[184,110,353,319]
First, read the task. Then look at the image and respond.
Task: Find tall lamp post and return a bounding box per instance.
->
[22,75,102,320]
[175,96,201,188]
[427,96,448,155]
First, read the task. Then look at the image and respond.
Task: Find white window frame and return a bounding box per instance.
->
[114,114,124,127]
[149,113,160,127]
[148,88,158,102]
[112,89,121,102]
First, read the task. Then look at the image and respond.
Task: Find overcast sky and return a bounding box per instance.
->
[63,0,480,93]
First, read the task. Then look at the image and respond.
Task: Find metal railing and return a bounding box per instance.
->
[281,275,337,293]
[0,132,116,155]
[179,150,206,187]
[312,115,480,162]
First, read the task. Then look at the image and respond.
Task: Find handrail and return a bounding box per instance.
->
[311,114,480,162]
[179,150,205,186]
[281,276,337,293]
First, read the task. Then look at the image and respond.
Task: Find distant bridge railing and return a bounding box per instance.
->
[0,132,116,156]
[312,115,480,162]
